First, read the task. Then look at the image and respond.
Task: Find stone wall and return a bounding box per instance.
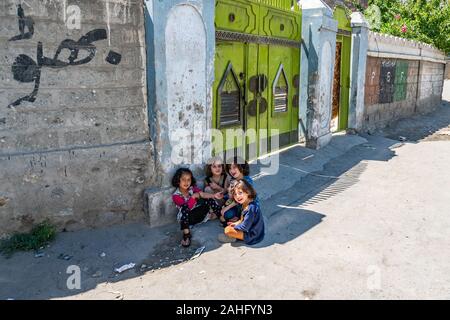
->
[0,0,156,237]
[445,60,450,80]
[362,32,446,131]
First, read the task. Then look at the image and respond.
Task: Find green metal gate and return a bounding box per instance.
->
[332,4,352,132]
[213,0,301,161]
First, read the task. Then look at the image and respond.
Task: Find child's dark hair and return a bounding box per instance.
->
[171,168,196,188]
[205,156,226,178]
[233,179,257,200]
[226,156,250,176]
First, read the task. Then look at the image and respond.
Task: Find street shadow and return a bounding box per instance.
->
[251,134,399,249]
[379,100,450,142]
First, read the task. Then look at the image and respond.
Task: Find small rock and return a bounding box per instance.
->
[100,252,106,258]
[92,271,102,278]
[58,254,73,261]
[199,270,206,274]
[346,128,358,135]
[34,252,45,258]
[114,263,136,273]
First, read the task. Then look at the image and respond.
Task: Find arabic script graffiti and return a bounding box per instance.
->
[8,6,122,108]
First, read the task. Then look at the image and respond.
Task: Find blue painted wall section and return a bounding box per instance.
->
[143,0,216,226]
[300,0,338,149]
[144,0,215,186]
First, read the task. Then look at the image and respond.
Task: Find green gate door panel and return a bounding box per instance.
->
[290,47,300,144]
[266,46,295,150]
[334,4,352,131]
[394,60,408,101]
[215,0,259,34]
[259,2,301,151]
[337,35,351,131]
[214,0,301,159]
[213,41,247,160]
[259,4,301,40]
[245,42,260,159]
[334,5,352,32]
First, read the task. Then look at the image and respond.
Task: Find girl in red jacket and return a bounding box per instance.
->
[172,168,223,247]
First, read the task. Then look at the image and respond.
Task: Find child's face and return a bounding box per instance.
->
[233,187,249,205]
[211,161,223,176]
[229,164,243,179]
[179,173,192,191]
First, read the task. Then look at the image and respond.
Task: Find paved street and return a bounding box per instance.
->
[1,82,450,300]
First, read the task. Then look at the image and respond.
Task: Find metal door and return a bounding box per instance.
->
[213,0,301,161]
[333,4,352,131]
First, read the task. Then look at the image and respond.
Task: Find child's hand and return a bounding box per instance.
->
[192,193,200,199]
[220,207,226,216]
[210,182,220,190]
[228,223,236,227]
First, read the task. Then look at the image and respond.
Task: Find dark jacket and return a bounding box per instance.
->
[234,201,265,245]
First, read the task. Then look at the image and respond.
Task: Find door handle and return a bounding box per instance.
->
[258,74,268,94]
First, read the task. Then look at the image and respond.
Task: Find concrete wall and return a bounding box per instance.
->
[143,0,215,227]
[0,0,156,237]
[362,32,446,131]
[300,0,338,149]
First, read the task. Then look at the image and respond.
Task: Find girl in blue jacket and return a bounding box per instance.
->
[218,179,265,245]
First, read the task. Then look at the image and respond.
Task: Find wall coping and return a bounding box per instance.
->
[368,31,447,64]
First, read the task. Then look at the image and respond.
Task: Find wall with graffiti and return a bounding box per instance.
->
[362,32,446,131]
[0,0,155,236]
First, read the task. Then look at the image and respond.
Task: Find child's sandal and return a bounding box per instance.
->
[182,232,192,247]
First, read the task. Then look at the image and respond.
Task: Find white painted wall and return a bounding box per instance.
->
[165,4,207,168]
[368,32,447,64]
[319,41,333,132]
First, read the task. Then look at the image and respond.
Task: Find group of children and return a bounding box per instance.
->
[171,157,265,247]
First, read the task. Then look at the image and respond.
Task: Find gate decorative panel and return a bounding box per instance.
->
[218,62,242,127]
[273,64,288,113]
[394,60,408,102]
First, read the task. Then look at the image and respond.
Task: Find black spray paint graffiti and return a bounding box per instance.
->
[8,7,122,107]
[9,4,35,41]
